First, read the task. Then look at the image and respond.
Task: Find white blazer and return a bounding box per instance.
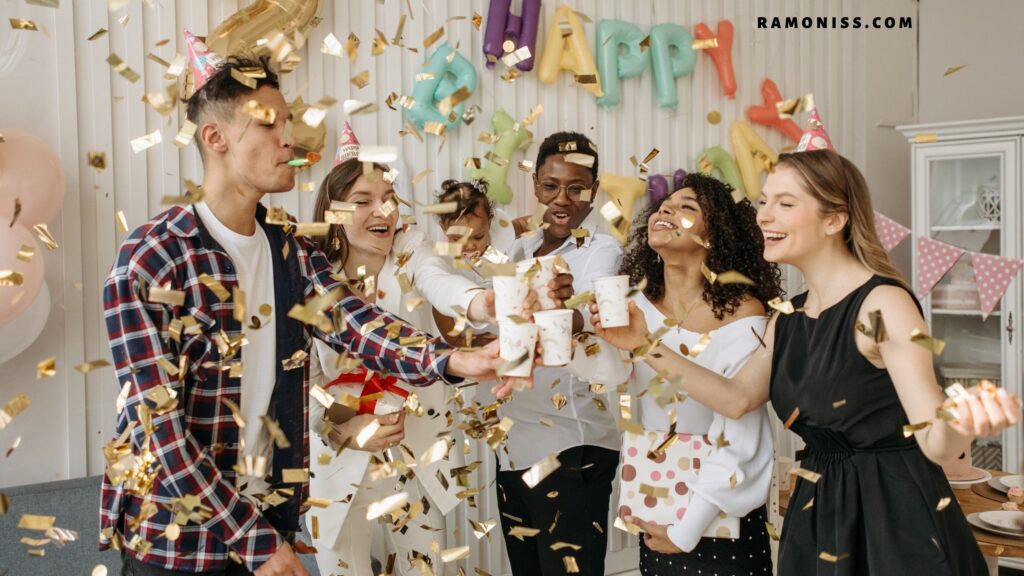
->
[307,229,469,539]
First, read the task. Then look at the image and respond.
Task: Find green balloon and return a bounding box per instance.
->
[696,146,742,192]
[470,109,532,205]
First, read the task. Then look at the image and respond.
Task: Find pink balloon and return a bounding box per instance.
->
[0,129,66,225]
[0,224,44,326]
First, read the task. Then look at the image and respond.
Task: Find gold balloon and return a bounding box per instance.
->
[207,0,322,56]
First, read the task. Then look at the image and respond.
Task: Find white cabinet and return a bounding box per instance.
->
[897,117,1023,473]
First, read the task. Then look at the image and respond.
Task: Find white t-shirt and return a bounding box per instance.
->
[194,202,277,497]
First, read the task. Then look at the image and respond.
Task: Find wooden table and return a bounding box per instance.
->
[778,470,1024,575]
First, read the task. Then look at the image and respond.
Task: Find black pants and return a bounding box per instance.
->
[497,445,619,576]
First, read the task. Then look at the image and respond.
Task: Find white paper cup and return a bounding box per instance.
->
[498,321,539,378]
[593,275,630,328]
[492,275,528,322]
[532,309,574,366]
[516,255,559,310]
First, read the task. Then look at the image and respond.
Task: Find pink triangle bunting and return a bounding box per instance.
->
[916,237,965,299]
[970,252,1023,320]
[873,211,911,253]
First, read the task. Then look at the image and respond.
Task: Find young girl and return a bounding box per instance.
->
[594,149,1021,574]
[619,172,780,575]
[305,158,482,576]
[432,179,513,346]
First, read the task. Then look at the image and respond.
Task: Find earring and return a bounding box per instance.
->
[656,253,662,263]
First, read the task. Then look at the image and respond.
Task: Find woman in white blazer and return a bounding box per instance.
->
[305,159,486,576]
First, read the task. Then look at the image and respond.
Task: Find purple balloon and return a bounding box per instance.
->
[673,168,688,192]
[482,0,542,71]
[648,174,669,205]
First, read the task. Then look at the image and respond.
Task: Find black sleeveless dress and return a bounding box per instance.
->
[770,275,988,575]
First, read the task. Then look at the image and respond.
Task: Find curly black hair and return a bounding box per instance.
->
[620,171,782,320]
[436,180,493,226]
[535,131,599,180]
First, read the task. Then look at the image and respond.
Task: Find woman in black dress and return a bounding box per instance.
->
[593,149,1021,575]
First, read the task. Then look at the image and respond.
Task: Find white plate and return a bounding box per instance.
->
[999,475,1024,491]
[967,513,1024,539]
[989,476,1010,494]
[979,511,1024,533]
[949,469,992,489]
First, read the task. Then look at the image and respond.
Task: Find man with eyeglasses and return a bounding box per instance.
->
[495,132,629,575]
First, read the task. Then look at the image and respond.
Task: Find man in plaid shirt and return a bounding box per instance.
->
[101,54,515,575]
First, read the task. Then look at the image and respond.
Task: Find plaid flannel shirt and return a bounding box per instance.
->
[100,204,454,572]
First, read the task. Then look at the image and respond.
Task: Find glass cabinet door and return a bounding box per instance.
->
[914,138,1020,472]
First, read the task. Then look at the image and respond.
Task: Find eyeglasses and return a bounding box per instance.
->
[536,181,592,201]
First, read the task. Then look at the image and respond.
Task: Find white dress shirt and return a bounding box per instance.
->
[496,210,630,470]
[631,294,774,552]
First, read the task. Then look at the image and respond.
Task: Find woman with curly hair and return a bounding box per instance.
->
[617,172,780,575]
[598,150,1021,575]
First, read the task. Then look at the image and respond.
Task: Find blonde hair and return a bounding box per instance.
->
[776,150,908,289]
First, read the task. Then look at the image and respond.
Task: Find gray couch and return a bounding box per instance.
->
[0,476,320,575]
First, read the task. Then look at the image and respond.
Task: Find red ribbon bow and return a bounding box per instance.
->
[325,368,408,415]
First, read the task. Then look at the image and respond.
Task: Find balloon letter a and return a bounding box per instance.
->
[538,5,602,97]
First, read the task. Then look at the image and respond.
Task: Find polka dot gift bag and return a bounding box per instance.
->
[617,429,740,538]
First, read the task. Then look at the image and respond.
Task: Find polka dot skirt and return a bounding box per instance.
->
[639,506,772,576]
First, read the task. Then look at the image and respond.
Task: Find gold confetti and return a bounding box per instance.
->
[130,130,162,153]
[910,328,945,355]
[551,393,567,410]
[75,359,111,374]
[37,357,57,379]
[522,454,560,488]
[943,65,967,77]
[832,399,847,409]
[10,18,39,31]
[351,70,371,89]
[15,244,33,264]
[366,492,409,520]
[293,222,330,237]
[18,514,55,531]
[508,525,540,540]
[692,37,718,50]
[242,99,276,124]
[472,12,483,29]
[198,273,229,301]
[173,120,197,148]
[765,521,780,540]
[0,394,31,429]
[438,85,472,116]
[767,297,796,315]
[424,26,445,49]
[441,546,471,562]
[936,496,952,511]
[914,133,938,144]
[281,468,309,483]
[790,467,822,483]
[707,111,722,125]
[776,93,815,118]
[114,211,129,232]
[321,32,344,57]
[32,224,58,250]
[148,284,185,306]
[563,556,580,573]
[903,421,932,437]
[819,551,849,563]
[87,28,108,41]
[88,151,107,171]
[106,53,140,83]
[855,309,888,343]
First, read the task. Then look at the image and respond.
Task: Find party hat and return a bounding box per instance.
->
[796,106,834,152]
[333,122,361,166]
[184,29,224,93]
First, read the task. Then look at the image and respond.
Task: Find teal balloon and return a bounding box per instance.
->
[470,109,532,205]
[649,24,696,109]
[596,19,649,107]
[404,42,478,132]
[696,146,742,192]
